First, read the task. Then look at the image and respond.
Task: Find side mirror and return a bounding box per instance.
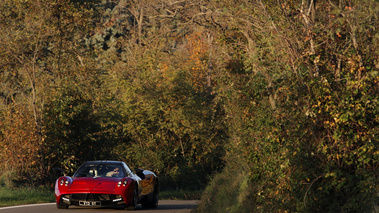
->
[135,168,145,179]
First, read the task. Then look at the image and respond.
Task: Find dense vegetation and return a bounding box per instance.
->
[0,0,378,212]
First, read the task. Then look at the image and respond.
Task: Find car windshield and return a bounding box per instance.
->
[73,163,125,178]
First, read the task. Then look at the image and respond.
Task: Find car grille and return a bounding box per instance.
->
[62,193,123,206]
[63,193,120,201]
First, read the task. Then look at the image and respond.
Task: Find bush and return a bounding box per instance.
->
[198,153,254,213]
[0,171,15,188]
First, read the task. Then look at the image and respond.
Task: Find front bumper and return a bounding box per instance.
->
[60,193,125,206]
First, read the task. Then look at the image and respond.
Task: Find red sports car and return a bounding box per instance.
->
[55,160,159,210]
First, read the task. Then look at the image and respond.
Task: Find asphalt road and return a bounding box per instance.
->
[0,200,200,213]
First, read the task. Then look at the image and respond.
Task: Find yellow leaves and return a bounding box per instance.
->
[313,55,320,64]
[185,31,210,89]
[358,66,365,72]
[158,31,210,92]
[0,105,41,177]
[325,172,335,178]
[324,120,332,126]
[158,62,170,80]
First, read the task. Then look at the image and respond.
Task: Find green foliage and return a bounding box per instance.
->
[113,43,227,190]
[43,85,118,175]
[199,0,378,212]
[197,154,253,213]
[0,171,16,188]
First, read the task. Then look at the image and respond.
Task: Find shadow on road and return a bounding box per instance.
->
[66,200,200,212]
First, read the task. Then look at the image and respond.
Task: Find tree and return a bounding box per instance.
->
[0,0,58,182]
[198,0,379,212]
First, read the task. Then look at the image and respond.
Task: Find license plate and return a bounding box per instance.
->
[79,201,101,206]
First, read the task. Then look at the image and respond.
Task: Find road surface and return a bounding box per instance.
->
[0,200,200,213]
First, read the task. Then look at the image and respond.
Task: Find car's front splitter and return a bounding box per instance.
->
[60,193,126,206]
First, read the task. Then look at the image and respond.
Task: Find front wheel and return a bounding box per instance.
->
[56,202,69,209]
[126,186,138,210]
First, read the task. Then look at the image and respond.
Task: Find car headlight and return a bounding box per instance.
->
[59,178,69,186]
[118,179,128,187]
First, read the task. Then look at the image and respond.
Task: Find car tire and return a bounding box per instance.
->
[126,185,138,210]
[141,185,158,209]
[56,202,69,209]
[150,189,158,208]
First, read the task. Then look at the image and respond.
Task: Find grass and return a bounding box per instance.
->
[0,186,55,207]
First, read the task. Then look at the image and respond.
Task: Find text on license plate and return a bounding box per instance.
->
[79,201,101,206]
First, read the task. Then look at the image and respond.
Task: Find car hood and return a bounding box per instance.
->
[69,177,120,192]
